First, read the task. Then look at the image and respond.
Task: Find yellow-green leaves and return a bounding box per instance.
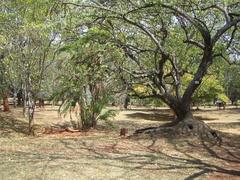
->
[183,74,226,103]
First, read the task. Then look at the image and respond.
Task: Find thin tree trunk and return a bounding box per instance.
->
[28,98,35,135]
[13,88,17,108]
[23,85,27,116]
[27,80,35,135]
[3,91,10,112]
[124,95,130,109]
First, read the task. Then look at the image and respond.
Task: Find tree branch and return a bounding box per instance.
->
[212,16,240,45]
[213,53,235,65]
[122,14,163,52]
[119,66,151,79]
[62,2,122,15]
[201,5,231,23]
[226,24,238,49]
[183,40,204,49]
[161,3,210,44]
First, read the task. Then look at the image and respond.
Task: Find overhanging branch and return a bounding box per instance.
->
[212,16,240,45]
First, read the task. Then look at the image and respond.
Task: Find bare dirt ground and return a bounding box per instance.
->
[0,106,239,180]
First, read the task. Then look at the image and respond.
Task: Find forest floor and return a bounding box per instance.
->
[0,105,240,180]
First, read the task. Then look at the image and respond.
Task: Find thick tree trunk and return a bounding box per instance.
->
[134,100,222,145]
[171,102,222,144]
[2,92,10,112]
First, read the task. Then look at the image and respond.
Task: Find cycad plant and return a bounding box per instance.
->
[52,43,117,130]
[53,78,116,130]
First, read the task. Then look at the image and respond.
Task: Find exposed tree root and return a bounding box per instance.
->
[44,127,80,134]
[175,119,222,145]
[65,127,80,132]
[132,119,222,146]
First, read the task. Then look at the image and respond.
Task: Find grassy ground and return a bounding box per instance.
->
[0,106,240,180]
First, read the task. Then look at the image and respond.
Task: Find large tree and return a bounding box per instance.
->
[63,0,240,138]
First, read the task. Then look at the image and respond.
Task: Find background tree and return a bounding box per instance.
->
[183,74,227,108]
[0,55,10,112]
[0,0,59,135]
[224,65,240,105]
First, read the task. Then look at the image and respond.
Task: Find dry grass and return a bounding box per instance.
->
[0,106,239,180]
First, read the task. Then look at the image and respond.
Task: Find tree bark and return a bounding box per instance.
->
[23,85,27,116]
[28,106,35,135]
[2,91,10,112]
[13,88,17,108]
[124,95,130,109]
[27,92,35,136]
[17,89,23,106]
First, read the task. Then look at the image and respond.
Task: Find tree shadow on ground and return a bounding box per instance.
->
[126,112,218,123]
[47,116,240,179]
[208,122,240,129]
[194,115,218,121]
[126,107,240,113]
[126,112,174,122]
[0,113,29,135]
[151,130,240,178]
[57,131,240,179]
[0,107,239,179]
[173,133,240,179]
[1,132,238,179]
[194,107,240,113]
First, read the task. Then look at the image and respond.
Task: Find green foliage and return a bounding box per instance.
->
[53,25,119,129]
[217,94,229,103]
[223,65,240,103]
[0,0,60,102]
[97,109,117,121]
[182,74,226,103]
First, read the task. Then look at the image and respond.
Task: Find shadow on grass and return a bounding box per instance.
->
[0,107,240,179]
[193,107,240,113]
[0,113,29,135]
[56,130,240,179]
[172,133,240,179]
[208,122,240,129]
[125,107,240,113]
[195,115,218,121]
[126,111,218,123]
[0,113,239,179]
[126,112,174,122]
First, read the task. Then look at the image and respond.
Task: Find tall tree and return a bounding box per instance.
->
[63,0,240,138]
